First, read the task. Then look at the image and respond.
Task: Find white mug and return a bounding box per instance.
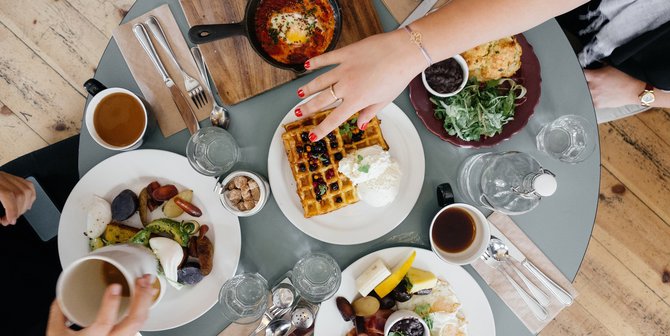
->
[56,244,163,327]
[429,203,490,265]
[84,78,147,151]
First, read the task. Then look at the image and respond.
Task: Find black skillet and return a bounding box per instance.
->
[188,0,342,73]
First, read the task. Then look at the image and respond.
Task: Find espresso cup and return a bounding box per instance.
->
[429,183,490,265]
[84,78,147,151]
[56,244,163,327]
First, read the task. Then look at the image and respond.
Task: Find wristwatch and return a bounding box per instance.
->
[639,84,655,107]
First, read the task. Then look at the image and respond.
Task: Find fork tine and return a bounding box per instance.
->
[199,87,208,104]
[196,88,206,108]
[188,91,199,108]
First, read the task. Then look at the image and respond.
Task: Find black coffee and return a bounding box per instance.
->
[432,207,476,253]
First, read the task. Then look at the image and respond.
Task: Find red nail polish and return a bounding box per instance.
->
[295,108,302,117]
[304,60,311,69]
[360,122,368,131]
[309,132,317,142]
[297,89,305,98]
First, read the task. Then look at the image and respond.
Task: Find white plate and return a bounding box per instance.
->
[58,150,241,331]
[314,247,496,336]
[268,102,425,245]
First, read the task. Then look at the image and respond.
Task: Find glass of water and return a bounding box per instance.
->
[186,127,239,176]
[536,115,596,163]
[290,252,341,303]
[217,273,269,324]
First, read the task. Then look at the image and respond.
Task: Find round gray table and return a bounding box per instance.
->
[78,1,599,335]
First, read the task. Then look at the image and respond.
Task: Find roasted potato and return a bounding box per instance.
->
[162,190,193,218]
[103,222,141,244]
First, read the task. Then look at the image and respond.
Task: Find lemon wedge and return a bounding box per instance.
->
[374,250,416,298]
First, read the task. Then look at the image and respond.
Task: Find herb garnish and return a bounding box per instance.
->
[318,184,328,196]
[431,78,526,141]
[358,164,370,173]
[338,118,358,137]
[414,303,434,330]
[268,28,280,45]
[388,332,406,336]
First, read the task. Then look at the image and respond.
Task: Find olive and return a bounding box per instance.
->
[414,288,433,295]
[378,295,396,310]
[390,279,412,302]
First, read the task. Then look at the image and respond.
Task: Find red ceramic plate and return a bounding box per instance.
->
[409,34,541,148]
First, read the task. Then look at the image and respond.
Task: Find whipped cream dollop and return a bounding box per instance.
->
[338,145,402,207]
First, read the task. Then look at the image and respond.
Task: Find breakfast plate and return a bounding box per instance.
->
[58,149,241,331]
[268,100,425,245]
[410,34,541,148]
[314,247,496,335]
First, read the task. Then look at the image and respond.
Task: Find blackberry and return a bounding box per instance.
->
[298,163,306,172]
[330,140,338,149]
[301,132,310,142]
[296,145,304,154]
[335,196,343,203]
[309,164,318,171]
[334,152,343,161]
[330,183,339,191]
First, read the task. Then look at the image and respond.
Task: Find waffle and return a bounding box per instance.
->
[282,110,389,217]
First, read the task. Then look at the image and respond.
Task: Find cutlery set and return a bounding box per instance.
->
[482,226,574,321]
[133,16,226,135]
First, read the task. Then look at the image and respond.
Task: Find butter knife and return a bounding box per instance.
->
[489,224,574,305]
[399,0,439,28]
[133,23,200,135]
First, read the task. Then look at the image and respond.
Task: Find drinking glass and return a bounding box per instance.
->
[536,115,596,163]
[289,252,341,303]
[186,127,239,176]
[217,273,269,324]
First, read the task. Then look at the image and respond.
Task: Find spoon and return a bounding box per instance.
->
[250,284,295,336]
[267,305,316,336]
[488,237,550,307]
[190,46,230,129]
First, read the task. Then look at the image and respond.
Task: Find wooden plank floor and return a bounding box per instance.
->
[1,1,669,335]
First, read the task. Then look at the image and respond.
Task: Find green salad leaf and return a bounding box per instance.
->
[430,78,526,141]
[415,303,434,330]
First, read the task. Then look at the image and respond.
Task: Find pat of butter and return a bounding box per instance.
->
[355,258,391,296]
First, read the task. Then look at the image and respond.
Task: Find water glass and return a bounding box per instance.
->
[290,252,341,303]
[536,115,596,163]
[217,273,269,324]
[186,127,239,176]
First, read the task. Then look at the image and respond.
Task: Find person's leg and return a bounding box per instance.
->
[0,135,80,336]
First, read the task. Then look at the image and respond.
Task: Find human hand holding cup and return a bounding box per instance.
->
[56,244,164,327]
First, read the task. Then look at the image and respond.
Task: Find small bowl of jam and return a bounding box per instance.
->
[384,310,430,336]
[421,55,469,98]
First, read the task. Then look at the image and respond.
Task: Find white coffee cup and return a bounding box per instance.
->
[84,78,147,151]
[56,244,163,327]
[429,203,490,265]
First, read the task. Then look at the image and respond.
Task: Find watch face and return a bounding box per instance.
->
[641,91,655,105]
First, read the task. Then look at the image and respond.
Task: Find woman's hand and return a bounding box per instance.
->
[0,171,36,226]
[47,275,156,336]
[295,29,426,140]
[584,66,645,109]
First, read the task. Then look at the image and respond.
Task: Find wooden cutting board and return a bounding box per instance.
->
[179,0,384,105]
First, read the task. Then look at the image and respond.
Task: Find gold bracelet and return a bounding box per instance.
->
[404,25,432,66]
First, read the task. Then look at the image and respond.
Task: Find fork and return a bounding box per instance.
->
[250,305,285,336]
[145,16,208,108]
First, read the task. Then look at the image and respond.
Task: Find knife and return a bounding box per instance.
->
[489,224,574,305]
[399,0,439,28]
[133,23,200,135]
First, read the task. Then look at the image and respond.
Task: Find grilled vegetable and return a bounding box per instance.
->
[352,296,380,317]
[103,222,141,244]
[145,218,191,247]
[111,190,139,221]
[196,225,213,275]
[162,190,193,218]
[178,262,204,285]
[89,237,105,251]
[174,197,202,217]
[139,188,150,226]
[128,229,151,246]
[151,185,178,201]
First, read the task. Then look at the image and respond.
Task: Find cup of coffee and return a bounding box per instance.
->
[56,244,163,327]
[429,183,490,265]
[84,78,147,151]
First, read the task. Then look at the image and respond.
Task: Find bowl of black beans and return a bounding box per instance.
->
[421,54,469,98]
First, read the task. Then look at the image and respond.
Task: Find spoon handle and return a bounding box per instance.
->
[523,260,574,305]
[507,262,550,307]
[499,268,548,321]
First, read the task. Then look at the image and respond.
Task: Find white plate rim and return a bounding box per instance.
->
[267,101,425,245]
[58,149,241,331]
[314,247,496,336]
